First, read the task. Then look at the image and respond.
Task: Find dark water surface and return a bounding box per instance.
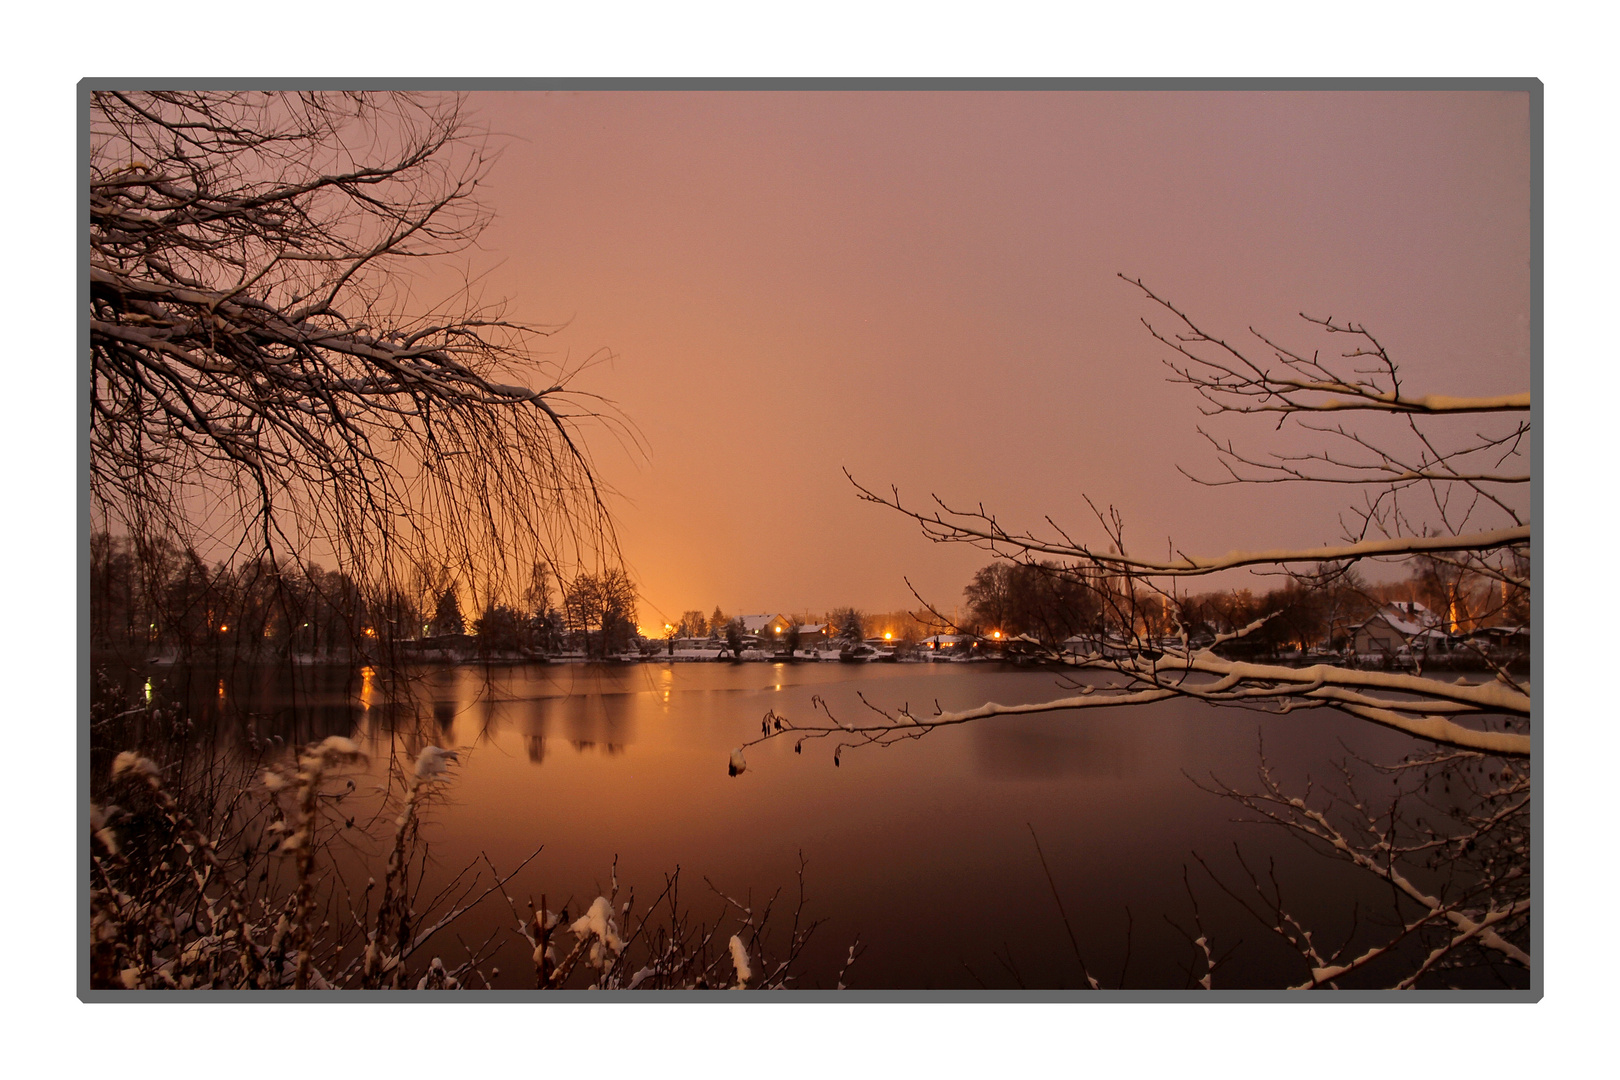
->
[120,659,1451,989]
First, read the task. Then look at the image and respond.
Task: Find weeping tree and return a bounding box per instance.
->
[86,89,646,992]
[738,277,1532,989]
[89,90,634,658]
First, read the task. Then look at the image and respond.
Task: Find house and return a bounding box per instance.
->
[1467,625,1530,650]
[1385,600,1442,630]
[737,614,793,640]
[794,623,829,648]
[1352,604,1451,656]
[1062,634,1098,655]
[1062,633,1139,660]
[920,634,969,653]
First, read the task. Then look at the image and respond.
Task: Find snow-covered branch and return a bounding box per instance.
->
[89,90,638,634]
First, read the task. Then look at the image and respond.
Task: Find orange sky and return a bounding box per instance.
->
[430,90,1531,626]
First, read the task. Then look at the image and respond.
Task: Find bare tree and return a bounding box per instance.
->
[89,91,634,647]
[562,568,639,659]
[736,278,1531,987]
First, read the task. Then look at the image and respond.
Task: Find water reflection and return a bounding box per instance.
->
[517,690,636,759]
[98,657,1463,989]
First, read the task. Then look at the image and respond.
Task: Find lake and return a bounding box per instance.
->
[113,658,1492,990]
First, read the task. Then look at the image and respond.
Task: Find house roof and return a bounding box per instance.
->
[1355,612,1448,639]
[737,614,784,633]
[1383,601,1440,629]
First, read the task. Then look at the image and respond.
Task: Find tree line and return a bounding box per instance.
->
[90,531,642,662]
[949,551,1527,658]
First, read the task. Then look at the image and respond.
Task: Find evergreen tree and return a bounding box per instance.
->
[432,587,464,636]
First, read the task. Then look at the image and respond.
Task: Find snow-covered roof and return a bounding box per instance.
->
[794,623,827,633]
[1382,601,1440,629]
[1356,612,1448,640]
[738,614,784,633]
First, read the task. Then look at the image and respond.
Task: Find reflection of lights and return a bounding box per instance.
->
[143,677,152,702]
[217,679,226,699]
[360,665,375,711]
[219,624,229,632]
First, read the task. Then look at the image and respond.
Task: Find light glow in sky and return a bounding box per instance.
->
[422,90,1530,623]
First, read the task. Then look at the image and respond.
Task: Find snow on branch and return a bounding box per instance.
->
[89,90,639,623]
[849,472,1528,578]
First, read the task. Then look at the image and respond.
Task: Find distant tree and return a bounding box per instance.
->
[828,607,865,643]
[563,569,638,659]
[962,564,1014,634]
[431,587,465,637]
[531,608,568,654]
[724,617,745,657]
[474,603,527,654]
[89,90,624,666]
[782,624,801,655]
[1305,561,1375,651]
[677,610,709,639]
[960,561,1100,645]
[710,607,727,640]
[522,561,556,620]
[370,585,421,646]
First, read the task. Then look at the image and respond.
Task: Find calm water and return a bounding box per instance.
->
[119,659,1466,989]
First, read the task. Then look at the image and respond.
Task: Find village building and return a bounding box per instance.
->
[1466,624,1531,649]
[1351,603,1451,656]
[794,623,829,648]
[737,613,793,640]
